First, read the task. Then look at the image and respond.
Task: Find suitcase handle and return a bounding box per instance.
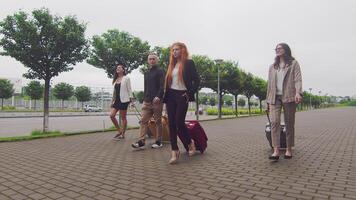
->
[132,104,142,122]
[266,110,271,124]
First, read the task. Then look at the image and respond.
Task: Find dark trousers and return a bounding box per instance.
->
[166,89,191,150]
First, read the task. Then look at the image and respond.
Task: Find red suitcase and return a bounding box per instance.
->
[178,120,208,154]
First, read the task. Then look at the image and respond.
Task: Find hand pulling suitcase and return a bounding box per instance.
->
[178,120,208,154]
[133,104,154,138]
[147,115,170,142]
[133,105,170,140]
[265,111,286,149]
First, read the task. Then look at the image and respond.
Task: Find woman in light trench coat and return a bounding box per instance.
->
[266,43,303,161]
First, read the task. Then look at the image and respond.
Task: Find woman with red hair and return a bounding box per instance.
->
[163,42,200,164]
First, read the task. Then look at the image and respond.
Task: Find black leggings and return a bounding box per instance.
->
[166,89,192,150]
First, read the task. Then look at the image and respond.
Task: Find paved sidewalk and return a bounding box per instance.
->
[0,107,355,200]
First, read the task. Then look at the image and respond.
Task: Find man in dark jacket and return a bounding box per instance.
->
[132,53,165,149]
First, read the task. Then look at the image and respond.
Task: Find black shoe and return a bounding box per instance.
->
[151,141,163,149]
[132,140,145,149]
[269,155,280,161]
[284,155,293,159]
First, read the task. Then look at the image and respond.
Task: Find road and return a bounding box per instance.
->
[0,111,217,137]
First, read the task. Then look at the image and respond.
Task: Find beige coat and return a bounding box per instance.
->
[266,60,303,104]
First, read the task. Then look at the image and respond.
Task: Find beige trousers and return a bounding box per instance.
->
[138,101,163,142]
[270,95,296,148]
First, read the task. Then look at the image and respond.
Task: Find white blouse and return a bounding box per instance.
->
[171,63,187,90]
[276,67,285,95]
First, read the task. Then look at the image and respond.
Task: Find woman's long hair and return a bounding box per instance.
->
[273,43,295,68]
[165,42,189,87]
[112,64,126,84]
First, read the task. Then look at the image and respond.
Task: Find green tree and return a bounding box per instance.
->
[53,83,74,110]
[241,72,255,115]
[226,99,233,106]
[238,98,246,107]
[88,29,150,78]
[192,55,215,89]
[24,81,43,110]
[199,96,208,105]
[209,97,216,106]
[0,79,14,109]
[74,86,91,109]
[253,77,267,112]
[134,91,144,103]
[0,8,88,131]
[312,95,322,108]
[301,91,308,110]
[225,63,243,117]
[205,60,237,117]
[192,55,215,120]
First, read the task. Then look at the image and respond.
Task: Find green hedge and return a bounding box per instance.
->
[347,100,356,106]
[31,130,62,136]
[1,106,16,110]
[206,108,262,115]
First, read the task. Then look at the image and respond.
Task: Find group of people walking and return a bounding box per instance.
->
[110,42,200,164]
[109,42,303,164]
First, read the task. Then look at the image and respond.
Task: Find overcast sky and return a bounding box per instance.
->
[0,0,355,96]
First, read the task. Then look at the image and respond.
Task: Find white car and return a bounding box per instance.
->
[84,105,102,112]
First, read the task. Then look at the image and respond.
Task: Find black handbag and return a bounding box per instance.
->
[265,111,287,149]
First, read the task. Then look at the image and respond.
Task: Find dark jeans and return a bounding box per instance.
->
[166,89,191,150]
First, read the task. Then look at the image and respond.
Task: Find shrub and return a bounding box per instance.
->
[1,106,16,110]
[31,130,62,136]
[206,108,262,115]
[347,100,356,106]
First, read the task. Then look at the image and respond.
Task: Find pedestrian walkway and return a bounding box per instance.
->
[0,107,355,199]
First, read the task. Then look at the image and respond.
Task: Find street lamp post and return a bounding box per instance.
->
[215,59,223,119]
[309,88,312,110]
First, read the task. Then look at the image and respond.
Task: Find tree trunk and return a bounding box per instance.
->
[1,98,3,110]
[61,99,64,110]
[218,92,223,119]
[34,99,37,110]
[259,99,263,113]
[43,79,50,132]
[234,94,238,117]
[195,92,199,120]
[247,96,251,116]
[81,101,84,110]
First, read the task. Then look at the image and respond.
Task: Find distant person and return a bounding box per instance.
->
[163,42,200,164]
[110,64,134,140]
[132,53,165,149]
[267,43,303,160]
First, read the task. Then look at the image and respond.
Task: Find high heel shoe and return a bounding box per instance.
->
[188,140,196,157]
[168,150,180,164]
[268,155,280,161]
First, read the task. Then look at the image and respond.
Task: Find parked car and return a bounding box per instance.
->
[84,105,102,112]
